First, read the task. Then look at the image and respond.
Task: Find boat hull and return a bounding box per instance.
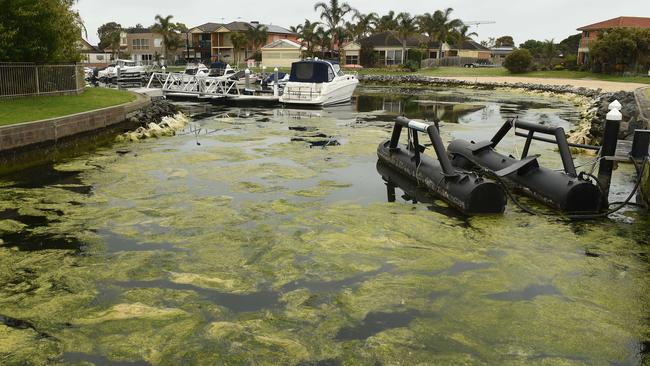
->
[280,78,359,106]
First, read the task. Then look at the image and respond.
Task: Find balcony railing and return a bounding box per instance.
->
[190,40,212,49]
[579,38,596,49]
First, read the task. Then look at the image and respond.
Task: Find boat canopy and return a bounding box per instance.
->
[289,61,334,83]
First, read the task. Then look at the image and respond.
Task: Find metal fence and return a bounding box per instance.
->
[422,57,483,68]
[0,62,85,98]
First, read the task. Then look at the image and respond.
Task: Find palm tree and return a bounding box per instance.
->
[293,19,321,56]
[314,27,332,58]
[541,39,557,68]
[450,25,478,47]
[350,12,378,40]
[246,23,269,52]
[432,8,464,59]
[376,11,398,32]
[390,13,418,64]
[230,32,248,66]
[152,15,180,64]
[314,0,356,52]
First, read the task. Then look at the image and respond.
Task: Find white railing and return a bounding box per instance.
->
[147,72,240,97]
[0,62,85,98]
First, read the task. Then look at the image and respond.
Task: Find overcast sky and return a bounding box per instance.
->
[75,0,649,45]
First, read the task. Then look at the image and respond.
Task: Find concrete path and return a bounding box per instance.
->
[439,76,647,93]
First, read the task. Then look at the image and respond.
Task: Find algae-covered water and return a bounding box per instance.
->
[0,86,648,365]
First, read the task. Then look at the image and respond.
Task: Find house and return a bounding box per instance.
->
[577,16,650,65]
[342,32,491,67]
[342,32,441,67]
[186,21,298,64]
[106,27,184,65]
[261,39,304,68]
[77,39,112,67]
[490,46,514,64]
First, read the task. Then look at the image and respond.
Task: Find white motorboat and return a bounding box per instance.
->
[279,59,358,106]
[97,59,146,80]
[184,63,210,78]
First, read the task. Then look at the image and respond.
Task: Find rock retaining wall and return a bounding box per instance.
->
[359,75,645,145]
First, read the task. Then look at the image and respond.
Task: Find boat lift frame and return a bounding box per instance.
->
[147,72,239,99]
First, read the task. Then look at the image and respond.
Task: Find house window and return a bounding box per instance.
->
[386,50,402,65]
[97,55,104,61]
[345,55,359,65]
[584,31,590,38]
[154,39,163,48]
[429,51,438,59]
[132,39,149,50]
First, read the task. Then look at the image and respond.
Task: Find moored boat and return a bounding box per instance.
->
[279,59,358,106]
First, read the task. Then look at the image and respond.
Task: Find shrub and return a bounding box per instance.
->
[553,64,565,71]
[360,44,377,68]
[401,60,420,72]
[503,49,533,73]
[564,54,578,71]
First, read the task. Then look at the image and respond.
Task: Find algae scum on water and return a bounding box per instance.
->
[0,87,648,365]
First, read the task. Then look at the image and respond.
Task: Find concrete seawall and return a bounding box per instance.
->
[0,92,150,173]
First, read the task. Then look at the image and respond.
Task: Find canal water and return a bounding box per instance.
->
[0,86,648,365]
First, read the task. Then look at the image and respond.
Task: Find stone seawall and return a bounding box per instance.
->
[359,75,646,145]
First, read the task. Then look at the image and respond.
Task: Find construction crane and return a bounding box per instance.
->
[463,20,496,29]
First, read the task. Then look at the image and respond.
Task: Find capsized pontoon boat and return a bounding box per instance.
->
[279,59,358,106]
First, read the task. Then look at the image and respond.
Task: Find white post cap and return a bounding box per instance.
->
[245,68,251,74]
[608,100,622,110]
[274,67,278,72]
[606,108,622,121]
[262,66,267,70]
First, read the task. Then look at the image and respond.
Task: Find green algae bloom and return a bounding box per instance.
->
[0,87,648,365]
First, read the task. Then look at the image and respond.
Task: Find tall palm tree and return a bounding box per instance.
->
[230,32,248,66]
[314,27,332,58]
[314,0,356,52]
[152,15,179,64]
[450,25,478,47]
[390,12,418,64]
[350,12,378,40]
[376,11,398,32]
[432,8,464,59]
[293,19,321,56]
[246,24,269,52]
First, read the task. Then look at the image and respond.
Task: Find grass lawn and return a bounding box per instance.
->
[354,67,650,84]
[0,88,136,126]
[645,88,650,99]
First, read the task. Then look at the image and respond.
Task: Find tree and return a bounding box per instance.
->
[519,39,545,58]
[503,49,533,73]
[558,33,581,56]
[152,15,185,64]
[0,0,83,63]
[590,27,650,73]
[349,12,378,41]
[390,12,418,65]
[230,32,248,66]
[480,37,496,48]
[314,0,356,52]
[293,19,321,56]
[246,24,269,52]
[418,8,464,59]
[314,27,332,57]
[97,22,123,57]
[450,25,478,46]
[495,36,515,47]
[359,44,376,67]
[541,39,557,68]
[376,11,398,32]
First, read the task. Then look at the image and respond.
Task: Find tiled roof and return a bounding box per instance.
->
[193,22,223,32]
[577,16,650,31]
[262,39,302,49]
[189,21,295,35]
[125,27,153,34]
[452,40,490,51]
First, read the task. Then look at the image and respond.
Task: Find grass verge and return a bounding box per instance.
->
[353,67,650,84]
[0,88,136,126]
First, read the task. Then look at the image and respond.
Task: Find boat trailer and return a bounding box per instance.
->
[377,116,507,214]
[448,118,603,213]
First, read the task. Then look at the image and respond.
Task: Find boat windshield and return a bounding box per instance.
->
[289,62,331,83]
[332,64,344,76]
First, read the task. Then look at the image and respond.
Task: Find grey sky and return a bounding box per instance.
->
[75,0,649,45]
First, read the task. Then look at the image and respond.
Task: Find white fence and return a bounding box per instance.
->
[0,62,85,98]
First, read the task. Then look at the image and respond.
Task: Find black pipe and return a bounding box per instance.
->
[631,130,650,160]
[597,118,621,203]
[514,132,600,151]
[554,128,577,177]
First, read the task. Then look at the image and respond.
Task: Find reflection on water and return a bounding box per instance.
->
[0,86,648,365]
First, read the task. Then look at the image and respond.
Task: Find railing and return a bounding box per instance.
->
[422,57,489,67]
[579,38,595,49]
[0,62,84,98]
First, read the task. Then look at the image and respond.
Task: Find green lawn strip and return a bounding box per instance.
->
[0,88,136,126]
[645,88,650,99]
[352,67,650,84]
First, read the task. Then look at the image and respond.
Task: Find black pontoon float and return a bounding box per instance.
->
[377,117,506,215]
[447,118,603,213]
